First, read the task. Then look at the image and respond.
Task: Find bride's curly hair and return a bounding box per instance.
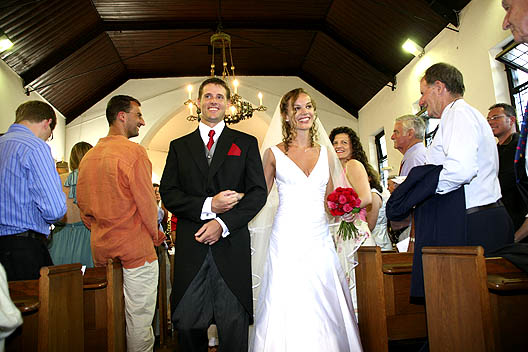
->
[280,88,318,153]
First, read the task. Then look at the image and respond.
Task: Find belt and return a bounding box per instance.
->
[7,230,47,241]
[466,200,503,215]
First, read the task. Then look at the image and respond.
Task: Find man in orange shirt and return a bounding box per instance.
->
[76,95,165,352]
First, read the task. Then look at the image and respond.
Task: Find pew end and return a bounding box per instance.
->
[422,246,528,352]
[356,246,426,352]
[83,258,125,352]
[7,263,85,352]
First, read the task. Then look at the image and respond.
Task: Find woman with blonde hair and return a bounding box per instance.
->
[48,141,94,267]
[251,88,362,351]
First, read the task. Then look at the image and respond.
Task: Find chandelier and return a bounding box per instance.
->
[184,30,266,124]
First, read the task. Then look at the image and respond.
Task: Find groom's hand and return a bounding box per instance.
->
[212,190,240,213]
[194,219,222,245]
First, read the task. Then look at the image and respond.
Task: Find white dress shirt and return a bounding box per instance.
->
[426,99,501,209]
[198,121,230,237]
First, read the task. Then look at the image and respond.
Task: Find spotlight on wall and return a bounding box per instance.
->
[402,39,424,57]
[0,31,13,52]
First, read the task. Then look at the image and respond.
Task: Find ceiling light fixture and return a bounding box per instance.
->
[402,39,424,57]
[184,29,267,124]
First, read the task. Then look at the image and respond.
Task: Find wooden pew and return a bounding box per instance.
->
[356,246,427,352]
[422,246,528,352]
[7,264,84,352]
[83,258,126,352]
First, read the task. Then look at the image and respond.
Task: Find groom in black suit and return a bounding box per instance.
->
[160,77,267,351]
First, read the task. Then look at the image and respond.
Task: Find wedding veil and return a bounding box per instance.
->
[248,98,346,311]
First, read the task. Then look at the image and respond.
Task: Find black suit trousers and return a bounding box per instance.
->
[173,249,249,352]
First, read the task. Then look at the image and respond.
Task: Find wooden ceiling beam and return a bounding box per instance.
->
[320,25,395,80]
[300,71,360,118]
[102,20,325,32]
[65,73,127,124]
[20,24,103,85]
[102,20,394,82]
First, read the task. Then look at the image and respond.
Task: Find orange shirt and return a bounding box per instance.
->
[76,135,165,269]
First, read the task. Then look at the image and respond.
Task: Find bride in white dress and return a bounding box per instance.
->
[250,88,363,351]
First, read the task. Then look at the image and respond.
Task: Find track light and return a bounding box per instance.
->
[0,31,13,52]
[402,39,424,57]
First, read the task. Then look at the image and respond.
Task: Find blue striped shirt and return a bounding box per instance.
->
[0,124,66,236]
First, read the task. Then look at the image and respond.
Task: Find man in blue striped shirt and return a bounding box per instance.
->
[0,101,66,281]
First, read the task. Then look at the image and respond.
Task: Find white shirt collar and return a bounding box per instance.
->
[199,120,225,145]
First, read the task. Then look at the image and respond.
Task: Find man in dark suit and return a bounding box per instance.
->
[160,77,267,351]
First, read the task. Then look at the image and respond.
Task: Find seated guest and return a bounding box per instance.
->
[487,103,528,242]
[0,101,66,281]
[48,142,94,267]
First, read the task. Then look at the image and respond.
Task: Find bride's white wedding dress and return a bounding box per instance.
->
[251,145,363,352]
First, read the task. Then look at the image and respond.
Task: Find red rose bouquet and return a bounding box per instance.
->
[327,187,363,240]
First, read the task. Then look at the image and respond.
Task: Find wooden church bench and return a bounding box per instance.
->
[422,246,528,352]
[356,246,426,352]
[7,263,84,352]
[83,258,126,352]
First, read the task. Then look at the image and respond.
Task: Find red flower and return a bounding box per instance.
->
[327,201,338,210]
[326,187,363,240]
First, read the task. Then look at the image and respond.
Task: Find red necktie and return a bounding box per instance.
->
[207,130,215,150]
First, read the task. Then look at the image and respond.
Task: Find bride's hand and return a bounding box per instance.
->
[341,212,356,223]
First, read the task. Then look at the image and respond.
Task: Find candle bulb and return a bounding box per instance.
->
[258,92,263,106]
[233,79,239,95]
[189,102,193,115]
[187,85,192,100]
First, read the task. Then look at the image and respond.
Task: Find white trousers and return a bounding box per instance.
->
[123,260,159,352]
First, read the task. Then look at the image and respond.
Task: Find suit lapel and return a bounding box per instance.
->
[186,129,208,177]
[209,127,234,179]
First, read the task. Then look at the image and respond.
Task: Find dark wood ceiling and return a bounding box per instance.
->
[0,0,471,124]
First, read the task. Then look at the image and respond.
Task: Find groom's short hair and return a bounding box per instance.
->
[198,78,231,100]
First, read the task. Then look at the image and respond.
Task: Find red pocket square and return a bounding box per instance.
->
[227,143,241,156]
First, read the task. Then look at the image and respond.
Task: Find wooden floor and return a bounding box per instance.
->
[154,333,218,352]
[154,332,425,352]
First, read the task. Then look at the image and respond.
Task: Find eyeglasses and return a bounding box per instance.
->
[486,114,509,121]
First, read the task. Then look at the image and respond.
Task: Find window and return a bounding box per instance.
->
[496,41,528,125]
[375,130,388,187]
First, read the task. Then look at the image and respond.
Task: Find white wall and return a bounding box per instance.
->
[0,59,66,161]
[358,0,512,175]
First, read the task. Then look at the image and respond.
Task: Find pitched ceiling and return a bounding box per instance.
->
[0,0,470,124]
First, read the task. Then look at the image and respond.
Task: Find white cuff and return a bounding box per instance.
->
[216,217,230,237]
[201,197,216,220]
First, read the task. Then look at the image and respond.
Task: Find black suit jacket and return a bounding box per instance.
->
[160,126,267,318]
